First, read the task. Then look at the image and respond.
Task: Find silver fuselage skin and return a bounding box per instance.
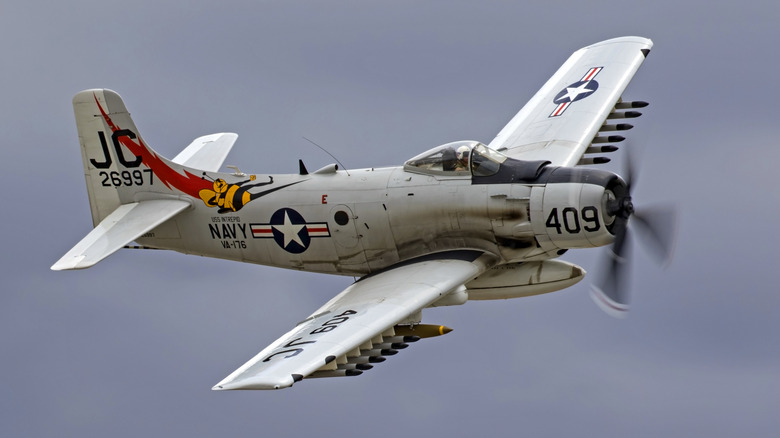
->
[138,164,616,276]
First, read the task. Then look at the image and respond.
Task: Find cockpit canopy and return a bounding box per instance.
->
[403,140,509,177]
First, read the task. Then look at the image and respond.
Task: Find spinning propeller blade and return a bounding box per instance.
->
[590,146,677,317]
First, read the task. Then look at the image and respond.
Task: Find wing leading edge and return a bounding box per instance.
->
[213,252,494,390]
[488,36,652,167]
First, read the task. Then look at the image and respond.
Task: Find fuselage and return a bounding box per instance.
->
[139,166,493,275]
[138,149,623,277]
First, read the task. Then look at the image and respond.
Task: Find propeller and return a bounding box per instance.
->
[590,147,677,318]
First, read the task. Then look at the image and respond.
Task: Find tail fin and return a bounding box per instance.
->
[53,89,204,270]
[58,90,298,270]
[73,89,212,225]
[74,89,149,225]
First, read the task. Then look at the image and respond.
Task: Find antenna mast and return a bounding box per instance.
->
[302,137,350,176]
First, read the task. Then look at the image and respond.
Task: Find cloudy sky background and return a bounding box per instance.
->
[3,1,779,436]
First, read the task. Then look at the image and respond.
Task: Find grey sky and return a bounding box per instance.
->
[3,1,779,437]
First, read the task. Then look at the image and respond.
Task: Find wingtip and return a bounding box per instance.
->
[584,36,653,51]
[211,375,296,390]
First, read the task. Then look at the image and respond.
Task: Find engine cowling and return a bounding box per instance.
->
[530,167,627,250]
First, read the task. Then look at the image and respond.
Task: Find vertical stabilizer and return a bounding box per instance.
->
[73,89,212,225]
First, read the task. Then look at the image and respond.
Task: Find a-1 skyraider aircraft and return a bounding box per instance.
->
[53,36,674,390]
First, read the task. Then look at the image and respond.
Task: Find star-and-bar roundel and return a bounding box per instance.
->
[550,67,603,117]
[250,208,330,254]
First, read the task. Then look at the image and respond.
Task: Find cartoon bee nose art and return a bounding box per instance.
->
[199,173,295,214]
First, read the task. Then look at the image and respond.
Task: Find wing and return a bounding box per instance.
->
[171,132,238,172]
[51,199,189,270]
[488,36,652,167]
[213,252,493,390]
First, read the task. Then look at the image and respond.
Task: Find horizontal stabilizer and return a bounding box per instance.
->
[51,199,189,271]
[172,133,238,172]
